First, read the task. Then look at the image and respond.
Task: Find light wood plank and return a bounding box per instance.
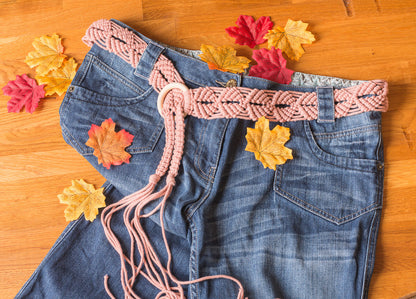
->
[0,0,415,298]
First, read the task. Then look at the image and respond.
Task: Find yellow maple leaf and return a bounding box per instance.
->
[36,57,77,96]
[58,179,106,222]
[25,34,67,75]
[199,44,251,74]
[245,116,293,170]
[264,19,315,61]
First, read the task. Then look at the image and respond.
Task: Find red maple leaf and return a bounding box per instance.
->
[225,15,274,48]
[248,47,294,84]
[2,74,45,113]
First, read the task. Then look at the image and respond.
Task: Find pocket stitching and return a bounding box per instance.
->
[313,124,380,139]
[274,185,380,225]
[127,119,164,153]
[89,54,145,94]
[304,121,378,173]
[68,85,154,106]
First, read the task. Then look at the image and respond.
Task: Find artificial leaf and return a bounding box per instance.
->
[245,116,293,170]
[25,34,66,75]
[264,19,315,61]
[199,44,251,74]
[248,47,294,84]
[58,179,106,222]
[225,15,274,48]
[86,118,134,169]
[35,57,77,96]
[2,74,45,113]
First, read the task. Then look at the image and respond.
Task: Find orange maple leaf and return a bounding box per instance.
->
[58,179,106,222]
[245,116,293,170]
[264,19,315,61]
[35,57,77,96]
[199,44,251,73]
[25,34,66,75]
[86,118,134,169]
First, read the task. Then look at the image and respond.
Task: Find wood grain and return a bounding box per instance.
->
[0,0,415,298]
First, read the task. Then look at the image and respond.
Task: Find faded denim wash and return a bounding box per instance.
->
[16,19,384,299]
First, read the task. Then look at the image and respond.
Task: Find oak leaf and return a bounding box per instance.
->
[264,19,315,61]
[2,74,45,113]
[199,44,251,74]
[58,179,106,222]
[225,15,274,48]
[35,57,77,96]
[86,118,134,169]
[249,47,294,84]
[25,34,66,75]
[245,116,293,170]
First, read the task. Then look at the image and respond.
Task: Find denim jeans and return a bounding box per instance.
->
[16,19,386,299]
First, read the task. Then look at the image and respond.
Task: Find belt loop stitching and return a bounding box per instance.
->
[317,86,335,123]
[134,41,165,79]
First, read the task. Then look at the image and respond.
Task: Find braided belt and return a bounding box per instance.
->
[82,19,388,299]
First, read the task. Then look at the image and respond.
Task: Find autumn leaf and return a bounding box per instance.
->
[25,34,66,75]
[264,19,315,61]
[199,44,251,74]
[245,116,293,170]
[225,15,274,48]
[35,57,77,96]
[58,179,106,222]
[249,47,294,84]
[2,74,45,113]
[86,118,134,169]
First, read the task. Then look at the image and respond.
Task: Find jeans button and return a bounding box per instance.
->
[226,79,237,87]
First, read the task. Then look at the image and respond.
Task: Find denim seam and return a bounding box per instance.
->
[189,220,200,299]
[376,128,382,161]
[186,178,214,221]
[274,181,381,224]
[61,123,89,155]
[193,120,212,182]
[304,121,378,173]
[73,56,91,86]
[360,209,379,299]
[89,54,145,94]
[313,125,380,139]
[206,119,229,182]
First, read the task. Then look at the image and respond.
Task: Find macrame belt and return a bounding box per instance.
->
[82,19,389,299]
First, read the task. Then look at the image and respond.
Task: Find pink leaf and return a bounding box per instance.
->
[248,47,294,84]
[225,15,274,48]
[2,74,45,113]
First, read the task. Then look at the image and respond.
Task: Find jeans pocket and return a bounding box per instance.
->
[273,113,384,225]
[59,50,164,158]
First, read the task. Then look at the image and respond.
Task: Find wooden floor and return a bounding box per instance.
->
[0,0,415,298]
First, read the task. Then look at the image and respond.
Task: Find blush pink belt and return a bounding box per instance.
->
[81,19,388,299]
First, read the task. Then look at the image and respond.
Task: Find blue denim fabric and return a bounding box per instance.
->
[16,19,384,299]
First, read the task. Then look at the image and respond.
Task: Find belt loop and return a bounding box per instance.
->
[134,41,165,79]
[317,87,335,123]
